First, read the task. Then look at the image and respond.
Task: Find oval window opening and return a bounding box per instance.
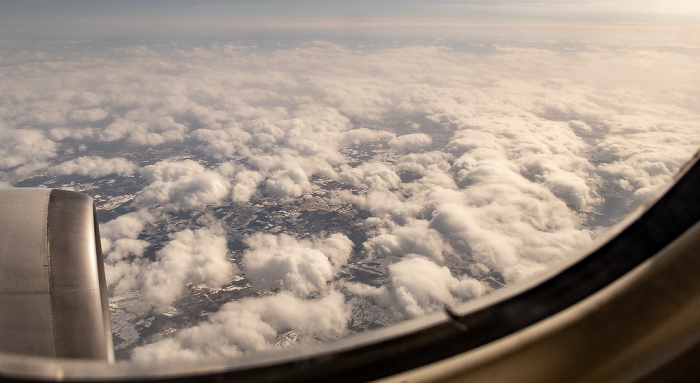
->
[0,1,699,382]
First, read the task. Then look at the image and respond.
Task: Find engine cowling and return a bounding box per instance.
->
[0,188,113,362]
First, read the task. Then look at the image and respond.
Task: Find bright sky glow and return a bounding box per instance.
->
[1,0,699,43]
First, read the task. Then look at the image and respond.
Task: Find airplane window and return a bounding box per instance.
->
[0,1,699,381]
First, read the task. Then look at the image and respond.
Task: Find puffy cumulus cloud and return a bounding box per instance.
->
[396,151,458,189]
[104,238,150,263]
[231,170,263,202]
[242,233,352,297]
[543,173,592,210]
[215,161,241,178]
[141,224,234,311]
[189,105,353,184]
[215,162,264,203]
[593,125,700,203]
[123,117,188,147]
[332,188,425,226]
[442,118,601,214]
[388,133,432,153]
[69,91,103,109]
[338,126,597,287]
[341,128,395,146]
[340,124,597,282]
[430,203,520,276]
[397,151,452,173]
[136,160,230,211]
[264,167,312,199]
[364,219,450,262]
[103,212,235,318]
[68,108,109,123]
[192,126,252,158]
[291,105,352,135]
[346,257,485,318]
[48,156,137,178]
[100,209,157,289]
[245,118,286,150]
[0,129,57,170]
[388,258,485,317]
[248,150,338,182]
[139,159,205,183]
[130,290,350,362]
[99,119,141,142]
[429,189,593,283]
[338,162,401,191]
[100,209,156,242]
[48,127,94,141]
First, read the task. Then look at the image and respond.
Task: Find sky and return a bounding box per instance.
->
[2,1,700,43]
[1,0,699,363]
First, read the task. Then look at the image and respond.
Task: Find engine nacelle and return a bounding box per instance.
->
[0,189,113,362]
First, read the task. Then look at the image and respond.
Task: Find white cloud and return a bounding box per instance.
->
[332,188,424,225]
[397,151,458,189]
[99,119,140,142]
[364,219,450,262]
[242,233,352,297]
[0,129,57,170]
[104,238,150,262]
[544,172,592,210]
[389,257,485,317]
[49,156,137,178]
[193,126,252,158]
[101,209,157,290]
[103,213,234,314]
[68,108,109,123]
[430,203,520,276]
[231,170,263,202]
[264,167,312,199]
[594,125,700,203]
[388,133,432,153]
[136,160,230,211]
[140,160,203,183]
[341,128,395,146]
[429,192,593,283]
[101,209,156,242]
[70,91,103,109]
[141,224,234,311]
[124,116,187,146]
[338,162,401,191]
[346,257,485,318]
[48,127,94,141]
[130,290,350,362]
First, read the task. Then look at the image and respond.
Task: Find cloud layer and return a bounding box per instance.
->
[1,39,698,361]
